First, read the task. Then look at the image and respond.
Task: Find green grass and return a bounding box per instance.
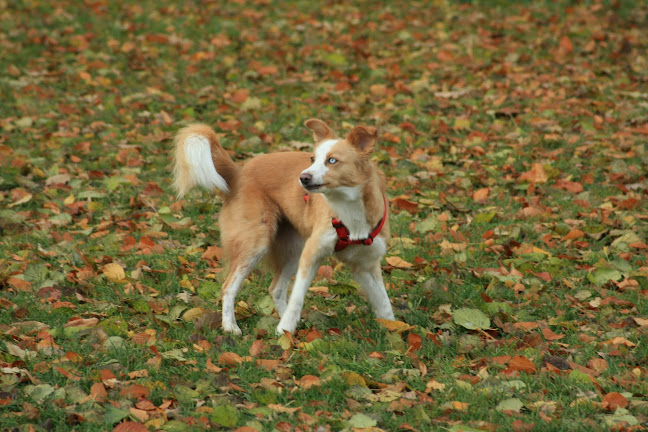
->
[2,0,648,431]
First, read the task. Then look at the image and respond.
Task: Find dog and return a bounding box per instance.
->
[172,119,395,335]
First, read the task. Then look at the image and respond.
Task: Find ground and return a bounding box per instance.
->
[1,1,647,431]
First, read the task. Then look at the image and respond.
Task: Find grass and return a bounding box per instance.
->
[2,0,648,431]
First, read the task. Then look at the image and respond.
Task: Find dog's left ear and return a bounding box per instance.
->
[347,125,377,156]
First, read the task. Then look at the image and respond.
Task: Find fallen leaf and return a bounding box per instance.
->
[102,263,126,283]
[601,392,628,411]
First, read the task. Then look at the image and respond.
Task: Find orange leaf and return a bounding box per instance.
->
[201,245,223,260]
[392,198,419,214]
[256,65,278,76]
[407,333,422,351]
[218,352,243,366]
[249,340,265,357]
[296,375,321,389]
[256,359,281,371]
[436,50,454,62]
[229,89,249,104]
[519,163,548,184]
[386,256,413,268]
[472,187,489,202]
[541,328,565,341]
[554,179,583,193]
[508,355,537,374]
[586,358,608,375]
[7,277,31,291]
[559,35,573,55]
[601,392,628,411]
[563,229,584,240]
[268,403,301,414]
[376,319,414,333]
[206,357,223,373]
[119,384,150,399]
[113,422,148,432]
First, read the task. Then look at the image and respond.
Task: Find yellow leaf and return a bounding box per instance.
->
[376,319,414,333]
[268,404,301,414]
[341,371,367,387]
[8,193,32,208]
[182,307,205,322]
[385,256,413,268]
[102,263,126,282]
[425,379,446,392]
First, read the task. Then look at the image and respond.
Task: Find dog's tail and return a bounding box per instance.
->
[172,124,239,197]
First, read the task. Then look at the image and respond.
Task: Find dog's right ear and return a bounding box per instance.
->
[304,118,336,142]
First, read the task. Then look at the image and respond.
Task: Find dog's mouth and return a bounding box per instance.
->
[303,183,325,192]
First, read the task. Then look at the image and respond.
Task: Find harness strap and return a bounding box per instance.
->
[332,195,388,252]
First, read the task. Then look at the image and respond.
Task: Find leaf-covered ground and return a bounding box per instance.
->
[1,1,648,431]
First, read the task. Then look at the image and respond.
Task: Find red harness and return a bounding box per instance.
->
[303,193,388,252]
[331,196,388,252]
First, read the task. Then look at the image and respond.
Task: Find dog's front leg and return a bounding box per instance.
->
[275,238,326,335]
[352,263,395,321]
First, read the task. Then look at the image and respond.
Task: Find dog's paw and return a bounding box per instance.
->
[275,317,297,336]
[222,320,242,336]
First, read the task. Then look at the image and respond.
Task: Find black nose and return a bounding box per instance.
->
[300,173,312,185]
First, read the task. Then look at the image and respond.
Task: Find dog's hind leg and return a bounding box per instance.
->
[267,223,303,317]
[221,252,264,335]
[219,200,279,335]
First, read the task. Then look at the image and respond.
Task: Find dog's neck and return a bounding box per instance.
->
[324,182,383,241]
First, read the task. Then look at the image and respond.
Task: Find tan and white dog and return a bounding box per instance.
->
[172,119,395,335]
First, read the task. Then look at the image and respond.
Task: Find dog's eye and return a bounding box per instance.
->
[328,157,337,164]
[310,156,315,163]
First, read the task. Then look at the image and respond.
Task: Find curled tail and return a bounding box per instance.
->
[172,124,239,197]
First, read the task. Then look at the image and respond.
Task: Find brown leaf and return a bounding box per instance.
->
[119,384,151,399]
[554,179,583,193]
[586,358,608,375]
[296,375,321,389]
[512,420,536,432]
[201,245,223,261]
[392,197,419,214]
[407,333,422,351]
[472,187,489,202]
[268,403,301,414]
[436,50,454,62]
[206,357,224,373]
[563,229,584,240]
[601,392,628,411]
[7,277,32,291]
[102,263,126,283]
[113,422,148,432]
[249,340,266,357]
[90,382,107,401]
[385,256,413,268]
[508,355,537,374]
[519,163,548,184]
[541,328,565,341]
[376,319,414,333]
[559,35,573,55]
[218,351,244,366]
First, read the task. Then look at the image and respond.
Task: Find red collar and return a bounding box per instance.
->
[331,195,388,252]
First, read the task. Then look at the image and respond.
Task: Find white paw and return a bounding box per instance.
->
[377,309,395,321]
[276,314,297,336]
[222,319,242,336]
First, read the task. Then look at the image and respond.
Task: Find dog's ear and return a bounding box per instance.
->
[347,125,377,156]
[304,118,336,142]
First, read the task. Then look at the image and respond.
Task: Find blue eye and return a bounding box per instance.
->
[328,157,337,164]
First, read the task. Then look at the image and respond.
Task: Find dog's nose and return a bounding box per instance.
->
[299,173,312,185]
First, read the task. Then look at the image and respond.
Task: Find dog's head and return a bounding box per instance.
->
[299,119,377,197]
